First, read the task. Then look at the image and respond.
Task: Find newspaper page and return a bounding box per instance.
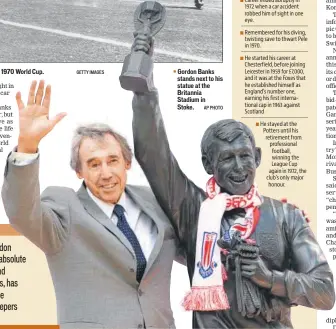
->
[0,0,334,328]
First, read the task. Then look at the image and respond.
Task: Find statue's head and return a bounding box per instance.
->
[201,119,261,195]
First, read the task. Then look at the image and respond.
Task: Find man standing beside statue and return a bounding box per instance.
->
[1,79,181,329]
[125,35,335,328]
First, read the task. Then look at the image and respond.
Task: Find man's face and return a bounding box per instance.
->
[207,135,260,195]
[76,134,130,204]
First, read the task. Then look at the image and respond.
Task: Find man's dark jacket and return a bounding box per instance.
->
[132,90,335,328]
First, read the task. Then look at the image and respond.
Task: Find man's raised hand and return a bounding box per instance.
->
[16,80,67,153]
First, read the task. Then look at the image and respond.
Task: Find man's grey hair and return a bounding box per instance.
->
[70,123,133,172]
[201,119,256,161]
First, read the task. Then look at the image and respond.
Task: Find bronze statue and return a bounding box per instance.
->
[126,35,335,328]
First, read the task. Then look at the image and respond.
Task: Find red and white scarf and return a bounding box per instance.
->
[182,177,262,311]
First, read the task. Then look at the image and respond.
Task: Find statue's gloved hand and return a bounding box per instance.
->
[240,255,273,289]
[132,32,155,56]
[217,237,236,270]
[217,236,231,250]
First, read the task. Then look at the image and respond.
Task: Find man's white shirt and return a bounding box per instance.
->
[87,188,157,260]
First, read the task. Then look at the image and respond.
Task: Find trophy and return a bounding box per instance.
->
[119,1,166,93]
